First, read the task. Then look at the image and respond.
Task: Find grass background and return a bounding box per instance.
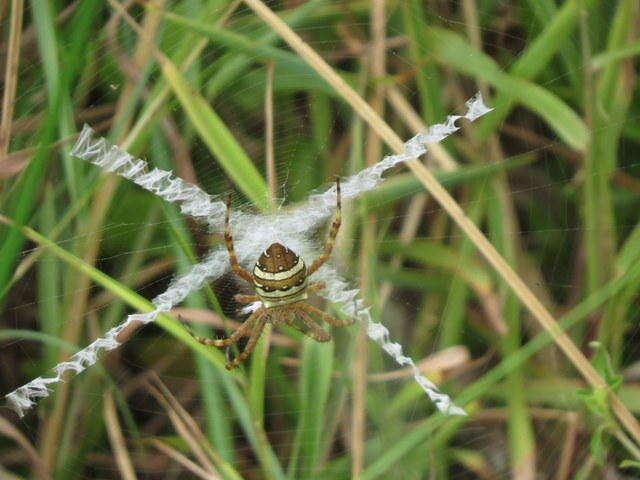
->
[1,0,640,478]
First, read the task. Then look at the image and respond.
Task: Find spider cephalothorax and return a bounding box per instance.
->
[182,179,354,370]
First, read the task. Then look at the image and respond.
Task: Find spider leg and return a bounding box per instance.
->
[307,282,326,293]
[225,195,253,284]
[307,178,341,276]
[297,302,356,327]
[180,308,263,347]
[291,310,332,342]
[234,294,261,303]
[225,315,268,370]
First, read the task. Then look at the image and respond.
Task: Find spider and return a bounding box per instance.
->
[181,178,354,370]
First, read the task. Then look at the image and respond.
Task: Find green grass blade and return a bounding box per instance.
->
[592,39,640,69]
[203,0,329,98]
[420,27,588,150]
[157,56,269,209]
[156,10,317,72]
[438,187,485,348]
[476,0,595,140]
[486,185,536,475]
[36,184,62,368]
[287,339,334,479]
[4,216,231,370]
[380,239,492,289]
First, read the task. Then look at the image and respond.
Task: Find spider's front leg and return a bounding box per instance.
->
[307,282,326,293]
[224,195,253,284]
[307,178,341,276]
[234,294,261,304]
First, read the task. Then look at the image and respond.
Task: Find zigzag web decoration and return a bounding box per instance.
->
[6,93,492,417]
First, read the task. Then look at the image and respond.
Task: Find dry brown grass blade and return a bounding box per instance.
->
[162,116,198,184]
[89,258,174,309]
[147,438,217,479]
[472,284,508,336]
[367,345,470,382]
[265,61,276,206]
[386,85,458,171]
[103,391,138,480]
[0,466,26,480]
[279,345,470,382]
[121,0,242,149]
[146,384,221,477]
[352,1,387,476]
[0,119,110,178]
[10,104,114,135]
[0,130,96,179]
[241,0,640,444]
[149,373,231,468]
[0,416,49,479]
[0,153,28,179]
[0,0,24,157]
[555,412,580,480]
[146,374,225,477]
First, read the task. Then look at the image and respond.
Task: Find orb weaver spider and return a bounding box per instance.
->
[182,178,354,370]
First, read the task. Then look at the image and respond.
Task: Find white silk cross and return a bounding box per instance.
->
[6,94,491,417]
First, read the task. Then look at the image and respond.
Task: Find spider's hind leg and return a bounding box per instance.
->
[225,316,268,370]
[180,309,262,347]
[297,302,356,327]
[287,310,332,342]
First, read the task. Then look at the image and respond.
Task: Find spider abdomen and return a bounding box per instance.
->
[253,243,308,307]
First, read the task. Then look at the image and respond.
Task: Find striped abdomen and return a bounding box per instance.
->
[253,243,308,308]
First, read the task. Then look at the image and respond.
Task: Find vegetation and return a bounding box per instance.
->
[1,0,640,478]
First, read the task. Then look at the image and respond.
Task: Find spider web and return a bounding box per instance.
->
[6,92,490,416]
[1,1,639,478]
